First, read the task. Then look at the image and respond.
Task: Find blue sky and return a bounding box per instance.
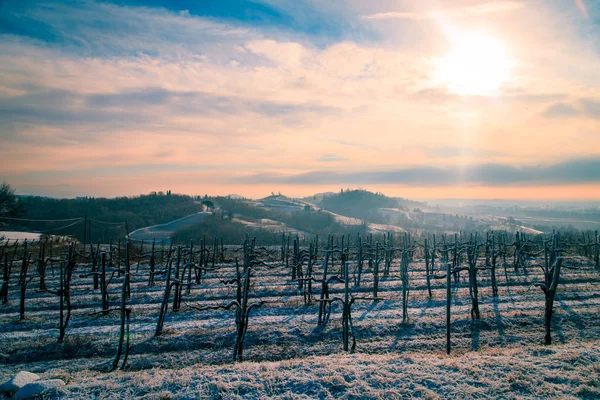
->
[0,0,599,199]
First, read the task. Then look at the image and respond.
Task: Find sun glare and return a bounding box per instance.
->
[437,32,512,95]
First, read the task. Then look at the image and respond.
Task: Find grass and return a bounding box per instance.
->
[2,343,598,399]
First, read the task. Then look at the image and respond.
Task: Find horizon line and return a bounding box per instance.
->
[14,188,600,205]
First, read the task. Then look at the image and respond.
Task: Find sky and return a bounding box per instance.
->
[1,0,599,200]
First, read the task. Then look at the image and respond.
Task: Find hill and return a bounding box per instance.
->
[311,189,402,223]
[7,193,203,242]
[6,188,589,245]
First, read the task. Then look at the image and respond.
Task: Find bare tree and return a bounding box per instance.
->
[0,182,25,220]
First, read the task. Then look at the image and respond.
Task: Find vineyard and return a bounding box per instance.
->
[1,230,600,399]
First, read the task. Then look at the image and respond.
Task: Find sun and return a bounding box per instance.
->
[436,32,512,95]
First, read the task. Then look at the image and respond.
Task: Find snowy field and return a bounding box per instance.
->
[0,231,42,242]
[1,247,599,399]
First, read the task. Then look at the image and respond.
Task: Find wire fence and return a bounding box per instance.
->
[0,215,128,244]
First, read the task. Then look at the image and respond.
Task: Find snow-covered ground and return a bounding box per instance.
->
[1,250,598,399]
[129,212,211,242]
[0,231,41,242]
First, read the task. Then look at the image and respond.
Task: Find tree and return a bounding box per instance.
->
[202,200,215,210]
[0,182,24,219]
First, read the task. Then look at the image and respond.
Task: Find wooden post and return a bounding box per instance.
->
[58,261,66,341]
[401,244,409,324]
[109,238,113,268]
[125,242,131,298]
[502,234,507,278]
[342,262,349,352]
[385,232,392,275]
[304,243,313,305]
[424,238,432,298]
[491,233,498,296]
[38,240,47,291]
[212,237,217,267]
[340,235,345,276]
[101,252,108,314]
[285,235,290,271]
[187,240,193,294]
[155,257,174,336]
[291,237,297,280]
[91,242,99,290]
[541,233,562,345]
[172,246,181,312]
[220,237,224,262]
[19,242,30,320]
[149,239,156,287]
[58,243,74,342]
[136,240,144,273]
[595,230,599,269]
[330,236,335,276]
[1,252,9,303]
[199,238,204,274]
[356,234,363,287]
[452,233,459,283]
[281,233,285,262]
[446,262,452,355]
[88,217,92,246]
[83,214,87,250]
[468,235,481,320]
[117,239,121,276]
[234,250,251,362]
[432,234,437,271]
[514,232,520,272]
[373,242,380,299]
[112,264,130,371]
[318,250,330,326]
[485,232,491,267]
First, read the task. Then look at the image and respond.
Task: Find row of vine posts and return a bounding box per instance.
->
[1,228,599,367]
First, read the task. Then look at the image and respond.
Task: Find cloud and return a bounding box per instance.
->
[427,146,502,159]
[245,40,311,68]
[86,88,339,117]
[542,102,580,118]
[0,0,599,199]
[363,1,525,21]
[237,157,600,187]
[0,1,252,59]
[542,99,600,119]
[0,86,339,140]
[581,98,600,118]
[316,154,348,162]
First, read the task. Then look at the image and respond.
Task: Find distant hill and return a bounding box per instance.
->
[303,192,336,202]
[310,189,401,223]
[201,194,367,241]
[11,193,203,242]
[9,188,583,246]
[257,194,306,211]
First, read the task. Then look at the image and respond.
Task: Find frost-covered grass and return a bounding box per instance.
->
[2,342,599,399]
[1,253,599,399]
